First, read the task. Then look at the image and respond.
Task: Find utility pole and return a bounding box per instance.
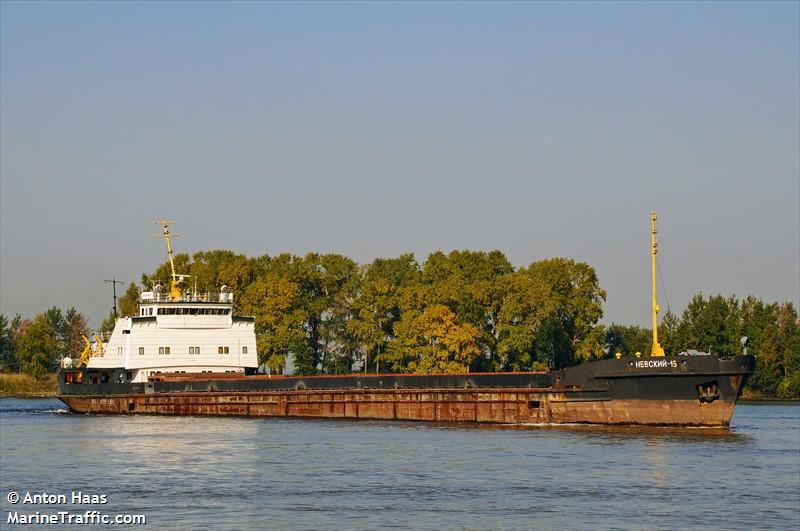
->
[105,278,125,318]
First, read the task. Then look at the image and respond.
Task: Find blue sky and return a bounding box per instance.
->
[1,1,798,327]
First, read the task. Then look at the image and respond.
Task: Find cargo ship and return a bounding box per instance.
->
[58,215,755,427]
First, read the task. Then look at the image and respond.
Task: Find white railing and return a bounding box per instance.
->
[140,291,234,304]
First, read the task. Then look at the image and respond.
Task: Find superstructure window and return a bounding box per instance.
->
[189,347,194,354]
[195,346,200,354]
[218,346,229,354]
[159,347,171,355]
[242,346,248,354]
[139,347,144,355]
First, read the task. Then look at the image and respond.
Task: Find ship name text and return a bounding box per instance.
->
[634,359,678,369]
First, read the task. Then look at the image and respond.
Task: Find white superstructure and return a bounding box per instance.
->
[86,221,257,382]
[88,290,257,382]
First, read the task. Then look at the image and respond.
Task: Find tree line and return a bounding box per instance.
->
[0,309,89,379]
[1,249,797,398]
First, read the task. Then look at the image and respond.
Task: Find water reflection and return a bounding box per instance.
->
[357,417,752,445]
[1,398,796,531]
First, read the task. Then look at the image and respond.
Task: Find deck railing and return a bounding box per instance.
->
[139,291,234,304]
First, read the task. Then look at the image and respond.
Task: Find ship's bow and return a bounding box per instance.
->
[550,354,755,427]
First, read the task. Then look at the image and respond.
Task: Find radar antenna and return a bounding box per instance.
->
[104,277,124,318]
[154,220,190,299]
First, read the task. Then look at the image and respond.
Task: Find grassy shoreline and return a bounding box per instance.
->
[0,373,58,397]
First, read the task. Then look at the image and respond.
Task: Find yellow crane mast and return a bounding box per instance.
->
[651,211,665,357]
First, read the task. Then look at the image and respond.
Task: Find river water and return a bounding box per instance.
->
[0,398,798,530]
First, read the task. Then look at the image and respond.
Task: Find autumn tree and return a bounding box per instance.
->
[239,255,306,375]
[141,252,192,295]
[421,250,514,371]
[386,305,481,373]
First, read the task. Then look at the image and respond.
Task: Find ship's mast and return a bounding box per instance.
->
[651,211,665,357]
[155,220,188,299]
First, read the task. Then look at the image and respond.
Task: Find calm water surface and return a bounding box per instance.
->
[0,399,798,530]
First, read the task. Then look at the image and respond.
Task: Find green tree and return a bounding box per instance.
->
[525,258,606,369]
[495,270,551,371]
[0,314,20,372]
[659,310,680,356]
[605,324,652,357]
[118,283,140,317]
[776,303,800,398]
[100,311,116,336]
[673,294,740,355]
[658,293,797,398]
[62,308,90,367]
[348,254,421,372]
[14,314,59,379]
[293,253,360,374]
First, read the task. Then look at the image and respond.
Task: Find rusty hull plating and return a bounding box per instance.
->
[58,354,755,427]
